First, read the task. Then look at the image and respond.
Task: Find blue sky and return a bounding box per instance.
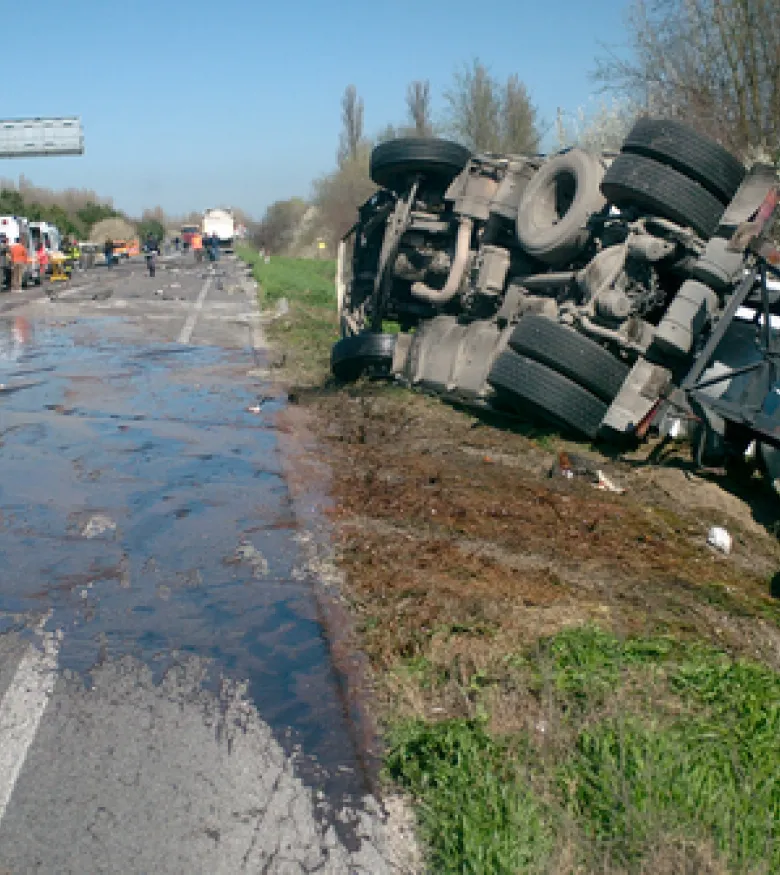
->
[2,0,633,219]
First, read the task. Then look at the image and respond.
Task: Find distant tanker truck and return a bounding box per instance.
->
[202,208,235,251]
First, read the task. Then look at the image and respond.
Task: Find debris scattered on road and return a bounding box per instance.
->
[233,542,269,578]
[707,526,733,554]
[246,394,275,414]
[81,514,117,539]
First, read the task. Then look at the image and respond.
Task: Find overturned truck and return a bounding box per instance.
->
[332,118,780,480]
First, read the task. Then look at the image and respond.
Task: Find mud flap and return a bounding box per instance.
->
[600,359,673,442]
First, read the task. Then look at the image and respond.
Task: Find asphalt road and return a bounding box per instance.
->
[0,253,414,873]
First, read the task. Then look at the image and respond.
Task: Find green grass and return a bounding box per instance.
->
[386,626,780,873]
[386,719,553,874]
[235,246,338,383]
[236,244,336,306]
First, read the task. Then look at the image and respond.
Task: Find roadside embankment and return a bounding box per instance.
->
[240,248,780,874]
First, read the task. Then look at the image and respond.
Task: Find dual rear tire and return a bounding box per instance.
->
[487,316,629,440]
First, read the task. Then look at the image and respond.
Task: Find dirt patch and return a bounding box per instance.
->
[283,380,780,720]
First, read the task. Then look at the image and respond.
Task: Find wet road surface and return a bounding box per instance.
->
[0,255,411,873]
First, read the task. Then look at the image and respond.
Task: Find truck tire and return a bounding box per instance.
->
[621,118,745,205]
[331,332,397,382]
[487,349,608,440]
[369,138,471,193]
[515,149,606,266]
[601,154,724,239]
[509,316,629,402]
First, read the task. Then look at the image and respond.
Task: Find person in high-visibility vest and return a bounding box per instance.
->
[192,232,204,263]
[9,237,28,291]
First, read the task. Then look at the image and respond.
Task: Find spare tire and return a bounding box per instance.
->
[487,349,607,440]
[331,333,396,382]
[601,154,725,239]
[509,316,629,403]
[369,138,471,193]
[516,149,606,266]
[621,118,745,205]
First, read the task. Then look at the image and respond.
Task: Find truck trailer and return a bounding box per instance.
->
[202,208,235,251]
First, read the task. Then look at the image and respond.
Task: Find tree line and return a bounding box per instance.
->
[253,0,778,256]
[0,179,121,240]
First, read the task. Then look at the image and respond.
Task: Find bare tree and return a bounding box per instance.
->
[375,123,400,143]
[406,80,433,136]
[556,98,640,152]
[501,75,539,153]
[444,60,541,153]
[338,85,365,166]
[595,0,780,158]
[444,59,503,152]
[254,198,309,254]
[312,144,376,244]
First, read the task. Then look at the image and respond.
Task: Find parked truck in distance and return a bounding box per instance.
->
[202,208,235,251]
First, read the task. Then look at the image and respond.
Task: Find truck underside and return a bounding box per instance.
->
[331,119,780,485]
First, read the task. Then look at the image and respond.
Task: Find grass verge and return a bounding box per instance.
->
[236,245,337,384]
[386,626,779,873]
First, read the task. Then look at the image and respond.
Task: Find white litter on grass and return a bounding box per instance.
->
[81,514,117,539]
[707,526,732,554]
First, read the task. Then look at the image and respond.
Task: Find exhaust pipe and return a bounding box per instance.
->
[410,218,473,305]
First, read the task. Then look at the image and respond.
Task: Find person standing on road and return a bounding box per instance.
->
[192,231,203,263]
[9,236,28,291]
[144,233,159,278]
[36,238,49,280]
[11,239,28,292]
[0,234,10,290]
[104,238,113,268]
[209,232,220,263]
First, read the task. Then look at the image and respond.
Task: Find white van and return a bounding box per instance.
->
[0,215,41,287]
[30,221,62,259]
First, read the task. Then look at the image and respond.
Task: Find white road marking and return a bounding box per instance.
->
[0,628,60,822]
[177,277,212,344]
[243,281,265,351]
